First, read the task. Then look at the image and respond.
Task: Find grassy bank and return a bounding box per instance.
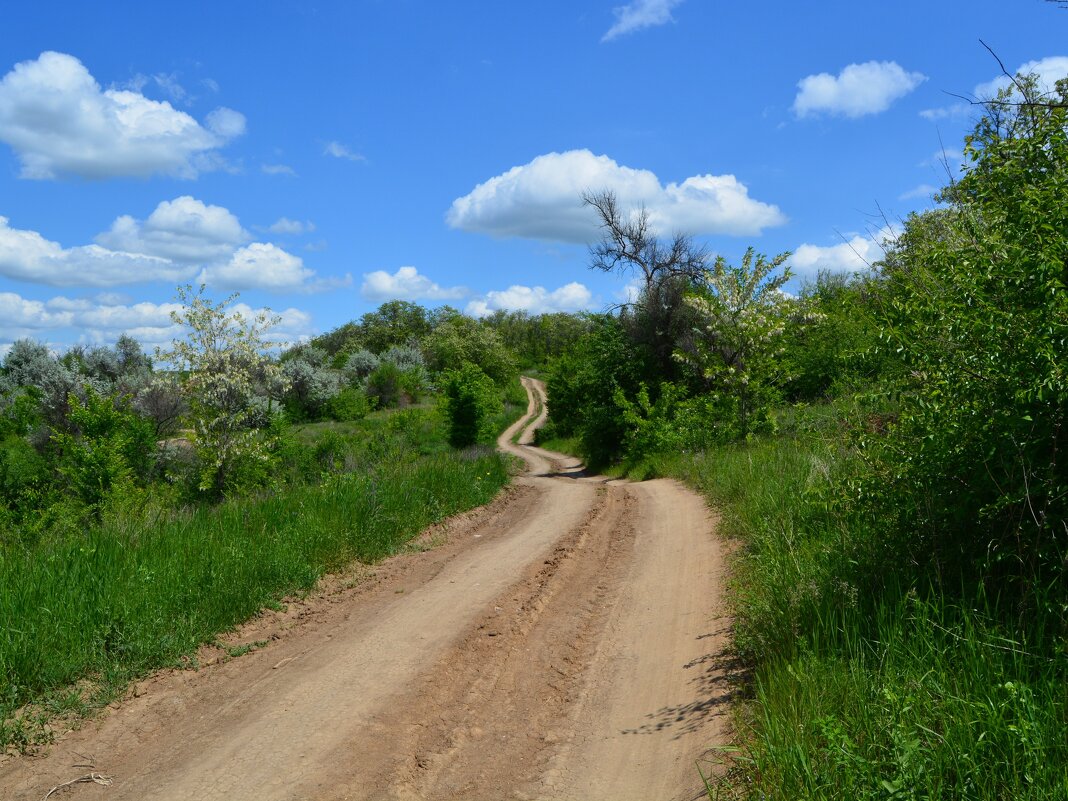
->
[0,395,522,751]
[641,414,1068,799]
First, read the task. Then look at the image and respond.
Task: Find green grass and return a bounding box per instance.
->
[0,392,522,751]
[644,409,1068,800]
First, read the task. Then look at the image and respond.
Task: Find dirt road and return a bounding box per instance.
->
[0,378,732,801]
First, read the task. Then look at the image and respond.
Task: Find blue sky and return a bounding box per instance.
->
[1,0,1066,354]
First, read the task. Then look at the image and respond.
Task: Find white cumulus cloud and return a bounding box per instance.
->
[922,56,1068,120]
[466,282,594,317]
[361,266,466,302]
[793,61,926,118]
[0,216,189,287]
[898,183,939,201]
[0,294,315,352]
[602,0,683,42]
[0,292,72,331]
[199,243,316,291]
[1,198,335,292]
[447,149,785,244]
[790,226,897,277]
[97,196,248,263]
[973,55,1068,99]
[0,51,245,179]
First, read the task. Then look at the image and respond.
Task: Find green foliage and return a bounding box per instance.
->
[158,285,288,496]
[865,77,1068,593]
[0,412,512,751]
[342,348,379,382]
[50,388,156,514]
[440,362,501,448]
[679,248,793,436]
[305,300,432,360]
[480,310,594,369]
[354,300,432,353]
[423,315,516,383]
[545,315,646,468]
[327,386,370,422]
[656,425,1067,800]
[615,383,745,467]
[0,434,49,540]
[365,360,404,409]
[779,272,888,402]
[280,348,343,422]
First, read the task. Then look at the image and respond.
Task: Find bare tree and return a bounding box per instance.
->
[582,189,710,377]
[582,189,708,296]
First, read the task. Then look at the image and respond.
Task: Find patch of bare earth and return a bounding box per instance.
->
[0,378,731,801]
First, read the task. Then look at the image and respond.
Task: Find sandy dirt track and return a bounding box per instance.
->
[0,378,732,801]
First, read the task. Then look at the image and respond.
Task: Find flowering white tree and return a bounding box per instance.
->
[158,285,289,494]
[677,248,794,434]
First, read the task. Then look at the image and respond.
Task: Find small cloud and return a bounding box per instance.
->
[1,198,335,293]
[304,240,328,252]
[268,217,315,235]
[794,61,926,118]
[152,72,189,104]
[602,0,683,42]
[898,184,938,201]
[466,282,594,316]
[324,141,366,162]
[0,214,190,287]
[205,107,246,139]
[361,266,466,302]
[201,77,220,93]
[919,103,970,121]
[920,148,963,167]
[616,277,644,305]
[261,163,297,176]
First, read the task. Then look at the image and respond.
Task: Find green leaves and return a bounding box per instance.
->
[678,247,793,436]
[864,76,1068,590]
[440,362,501,449]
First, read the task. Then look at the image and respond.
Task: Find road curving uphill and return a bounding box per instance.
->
[0,377,731,801]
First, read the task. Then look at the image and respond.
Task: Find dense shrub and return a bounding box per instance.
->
[546,315,647,468]
[50,388,157,513]
[327,386,371,421]
[424,316,516,383]
[365,361,404,409]
[440,362,501,448]
[342,349,379,382]
[862,78,1068,598]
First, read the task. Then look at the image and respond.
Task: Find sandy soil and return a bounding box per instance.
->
[0,377,732,801]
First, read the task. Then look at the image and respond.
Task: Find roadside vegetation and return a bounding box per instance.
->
[0,289,538,751]
[540,76,1068,798]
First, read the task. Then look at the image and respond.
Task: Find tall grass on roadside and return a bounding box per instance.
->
[650,408,1068,800]
[0,405,512,750]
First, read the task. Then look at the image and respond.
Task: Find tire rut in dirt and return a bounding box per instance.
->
[317,483,638,801]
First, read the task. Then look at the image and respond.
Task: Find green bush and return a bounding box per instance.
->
[545,315,646,468]
[50,388,157,515]
[440,363,500,448]
[327,386,370,422]
[865,78,1068,597]
[365,361,404,409]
